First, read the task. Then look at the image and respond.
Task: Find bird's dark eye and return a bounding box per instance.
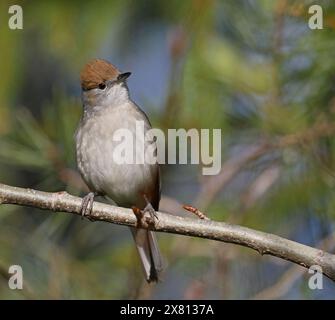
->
[98,83,106,90]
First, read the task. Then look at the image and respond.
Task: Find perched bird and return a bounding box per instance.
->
[75,59,163,282]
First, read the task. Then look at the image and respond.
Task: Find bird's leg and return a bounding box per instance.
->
[80,192,97,220]
[131,195,158,228]
[143,194,158,221]
[132,206,144,228]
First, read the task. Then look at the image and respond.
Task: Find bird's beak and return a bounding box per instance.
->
[117,72,131,81]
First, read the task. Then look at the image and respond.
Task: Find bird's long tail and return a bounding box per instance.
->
[130,227,163,282]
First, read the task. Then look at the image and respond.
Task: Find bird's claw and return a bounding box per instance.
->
[80,192,96,221]
[132,196,158,228]
[144,201,158,221]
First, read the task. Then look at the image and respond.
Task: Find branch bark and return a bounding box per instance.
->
[0,182,334,281]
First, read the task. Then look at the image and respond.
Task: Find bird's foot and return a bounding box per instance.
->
[80,192,96,221]
[143,195,158,221]
[132,196,158,228]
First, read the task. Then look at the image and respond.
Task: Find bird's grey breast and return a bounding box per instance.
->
[75,102,159,207]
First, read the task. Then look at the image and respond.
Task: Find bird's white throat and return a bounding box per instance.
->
[82,82,130,110]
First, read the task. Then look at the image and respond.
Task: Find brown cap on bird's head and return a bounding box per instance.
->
[80,59,120,91]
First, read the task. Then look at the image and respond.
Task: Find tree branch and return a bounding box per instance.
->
[251,231,335,299]
[0,182,334,281]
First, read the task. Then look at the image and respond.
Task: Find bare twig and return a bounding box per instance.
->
[183,204,210,220]
[0,182,335,281]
